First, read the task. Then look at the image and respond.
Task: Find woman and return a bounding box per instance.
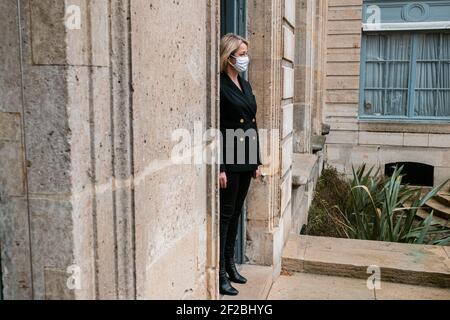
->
[219,33,262,296]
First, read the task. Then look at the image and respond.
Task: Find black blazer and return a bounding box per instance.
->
[220,72,262,173]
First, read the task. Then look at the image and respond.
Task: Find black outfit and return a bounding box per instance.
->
[219,72,261,295]
[220,72,262,173]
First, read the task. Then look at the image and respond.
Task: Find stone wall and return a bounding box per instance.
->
[0,0,220,300]
[130,0,219,300]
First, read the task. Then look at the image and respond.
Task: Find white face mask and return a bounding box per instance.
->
[230,55,250,73]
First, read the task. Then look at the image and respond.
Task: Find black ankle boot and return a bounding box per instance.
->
[225,259,247,284]
[219,262,239,296]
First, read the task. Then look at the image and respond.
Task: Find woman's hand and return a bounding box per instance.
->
[253,167,262,179]
[219,172,228,189]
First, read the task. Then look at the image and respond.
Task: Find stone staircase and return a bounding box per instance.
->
[405,189,450,228]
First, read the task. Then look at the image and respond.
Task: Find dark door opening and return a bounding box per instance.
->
[385,162,434,187]
[220,0,248,265]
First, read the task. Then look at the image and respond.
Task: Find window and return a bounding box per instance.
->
[360,31,450,121]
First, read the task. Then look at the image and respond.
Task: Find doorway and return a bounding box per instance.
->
[220,0,248,264]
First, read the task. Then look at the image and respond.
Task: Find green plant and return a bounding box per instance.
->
[337,164,450,245]
[305,166,351,238]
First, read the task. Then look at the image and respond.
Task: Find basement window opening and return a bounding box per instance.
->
[385,162,434,187]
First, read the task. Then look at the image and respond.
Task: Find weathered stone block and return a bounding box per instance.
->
[0,1,23,113]
[404,133,429,147]
[327,62,361,76]
[327,34,361,49]
[281,171,292,215]
[329,7,362,20]
[284,0,296,26]
[30,0,109,66]
[0,140,25,196]
[0,197,33,300]
[283,26,295,63]
[326,130,358,145]
[44,267,76,300]
[283,66,295,99]
[28,197,75,300]
[326,76,360,90]
[22,66,71,194]
[30,0,67,65]
[359,131,404,146]
[282,136,293,177]
[282,104,294,139]
[429,134,450,148]
[326,90,360,104]
[328,20,364,35]
[435,167,450,191]
[327,48,362,62]
[0,112,21,141]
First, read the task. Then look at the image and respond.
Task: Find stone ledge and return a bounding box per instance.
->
[292,153,318,187]
[282,235,450,288]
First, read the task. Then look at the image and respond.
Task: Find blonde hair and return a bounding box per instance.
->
[220,33,249,73]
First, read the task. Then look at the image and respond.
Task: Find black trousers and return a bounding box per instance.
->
[220,171,253,267]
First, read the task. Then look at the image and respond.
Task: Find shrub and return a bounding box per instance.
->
[340,164,450,245]
[306,163,450,246]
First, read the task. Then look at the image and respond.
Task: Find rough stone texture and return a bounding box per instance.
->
[404,133,429,147]
[283,235,450,288]
[282,66,295,99]
[359,132,404,146]
[429,134,450,148]
[131,0,214,300]
[29,198,75,300]
[291,153,323,231]
[29,0,67,65]
[0,0,22,113]
[283,26,295,63]
[281,136,293,177]
[1,0,223,301]
[282,104,294,139]
[221,265,273,300]
[29,0,109,67]
[0,0,311,301]
[0,137,25,197]
[269,273,374,300]
[268,272,450,300]
[284,0,296,27]
[0,0,33,300]
[280,171,293,215]
[0,197,33,299]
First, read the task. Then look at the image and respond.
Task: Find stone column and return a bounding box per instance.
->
[246,0,284,272]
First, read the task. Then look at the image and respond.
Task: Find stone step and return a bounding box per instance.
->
[282,235,450,288]
[268,272,450,300]
[221,265,273,300]
[416,210,450,229]
[424,198,450,220]
[436,193,450,208]
[403,200,450,228]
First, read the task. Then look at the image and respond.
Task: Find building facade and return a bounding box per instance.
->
[2,0,447,301]
[324,0,450,189]
[0,0,327,300]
